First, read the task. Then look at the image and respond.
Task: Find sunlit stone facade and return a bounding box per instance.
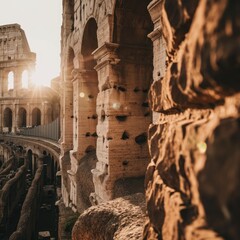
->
[0,24,60,134]
[60,0,153,210]
[61,0,240,239]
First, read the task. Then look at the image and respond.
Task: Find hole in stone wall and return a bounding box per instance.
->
[85,145,95,153]
[85,132,91,137]
[92,114,98,119]
[107,137,113,140]
[101,110,106,122]
[122,160,129,166]
[116,115,127,122]
[101,81,111,91]
[117,86,126,92]
[91,132,98,137]
[142,102,149,108]
[144,112,150,117]
[134,87,140,92]
[121,131,129,140]
[135,133,147,145]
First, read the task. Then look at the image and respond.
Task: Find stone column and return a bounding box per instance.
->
[147,0,166,124]
[0,104,2,133]
[27,103,31,127]
[61,79,73,152]
[14,103,19,133]
[91,42,120,201]
[59,70,73,208]
[0,69,3,97]
[13,68,21,97]
[11,103,17,133]
[92,42,152,202]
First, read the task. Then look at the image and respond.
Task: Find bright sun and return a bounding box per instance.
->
[32,69,51,87]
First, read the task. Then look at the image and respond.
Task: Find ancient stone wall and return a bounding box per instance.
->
[60,0,154,211]
[144,0,240,239]
[60,0,240,239]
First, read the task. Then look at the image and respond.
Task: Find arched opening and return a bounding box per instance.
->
[111,0,153,197]
[3,107,12,132]
[8,71,14,90]
[79,18,99,153]
[18,107,27,127]
[32,107,41,126]
[21,70,29,88]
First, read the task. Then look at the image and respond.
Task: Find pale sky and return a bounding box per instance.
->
[0,0,62,86]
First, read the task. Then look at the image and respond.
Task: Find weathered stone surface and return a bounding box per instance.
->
[72,193,147,240]
[60,0,153,208]
[75,151,97,212]
[145,0,240,239]
[59,0,240,239]
[150,0,240,112]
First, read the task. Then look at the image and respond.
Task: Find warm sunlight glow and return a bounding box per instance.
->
[79,92,85,98]
[32,67,51,87]
[22,70,29,88]
[0,1,62,88]
[8,71,14,90]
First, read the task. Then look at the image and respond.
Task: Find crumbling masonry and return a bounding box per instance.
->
[60,0,240,239]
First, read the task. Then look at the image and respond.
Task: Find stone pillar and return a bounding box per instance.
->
[92,42,152,202]
[0,69,3,97]
[14,104,19,132]
[13,68,21,97]
[68,67,99,210]
[11,103,17,133]
[60,70,73,208]
[3,71,8,95]
[61,79,73,151]
[27,103,31,127]
[147,0,166,124]
[0,104,2,133]
[90,42,120,201]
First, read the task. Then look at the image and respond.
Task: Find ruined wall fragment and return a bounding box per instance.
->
[145,0,240,239]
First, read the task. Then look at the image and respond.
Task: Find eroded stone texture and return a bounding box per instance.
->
[60,0,153,210]
[145,0,240,239]
[72,193,147,240]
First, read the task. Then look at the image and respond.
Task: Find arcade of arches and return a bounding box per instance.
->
[61,0,240,239]
[0,24,60,134]
[0,0,239,239]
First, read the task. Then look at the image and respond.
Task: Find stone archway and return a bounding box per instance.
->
[91,0,154,202]
[32,107,41,126]
[3,107,13,132]
[68,18,99,212]
[18,107,27,128]
[77,18,99,156]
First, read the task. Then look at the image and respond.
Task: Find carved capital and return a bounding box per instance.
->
[92,42,120,71]
[147,0,163,26]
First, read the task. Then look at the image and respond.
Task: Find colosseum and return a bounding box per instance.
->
[0,0,239,239]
